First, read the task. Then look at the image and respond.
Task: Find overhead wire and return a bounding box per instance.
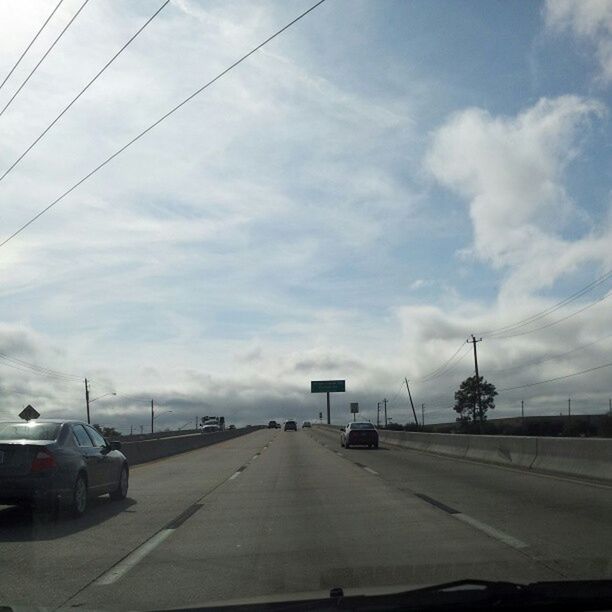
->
[490,332,612,375]
[490,291,610,340]
[386,380,406,406]
[413,341,465,383]
[0,0,328,250]
[0,0,92,119]
[0,0,170,185]
[481,269,611,338]
[415,341,468,383]
[0,351,81,381]
[497,362,612,393]
[0,358,77,381]
[431,345,472,378]
[0,0,65,93]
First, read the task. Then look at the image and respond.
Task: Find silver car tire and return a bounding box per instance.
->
[110,465,129,501]
[71,474,88,518]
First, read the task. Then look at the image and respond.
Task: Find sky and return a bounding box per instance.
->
[0,0,610,431]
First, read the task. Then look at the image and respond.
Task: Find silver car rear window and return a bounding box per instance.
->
[0,422,61,441]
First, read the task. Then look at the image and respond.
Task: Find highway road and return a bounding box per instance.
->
[1,426,611,609]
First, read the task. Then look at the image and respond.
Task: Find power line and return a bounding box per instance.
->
[404,269,610,389]
[490,332,612,375]
[421,344,472,383]
[482,270,611,338]
[0,351,81,381]
[497,362,612,393]
[0,358,77,381]
[0,0,170,186]
[386,380,405,406]
[491,291,610,340]
[414,341,466,383]
[0,0,65,93]
[0,0,328,250]
[0,0,92,119]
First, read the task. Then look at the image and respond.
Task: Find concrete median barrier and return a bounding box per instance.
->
[421,432,469,457]
[378,431,468,456]
[531,437,612,482]
[465,435,537,469]
[121,427,263,465]
[313,424,612,483]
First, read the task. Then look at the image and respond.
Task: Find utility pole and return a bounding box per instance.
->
[140,425,144,435]
[421,403,425,429]
[151,399,154,434]
[404,378,420,428]
[383,398,388,427]
[568,397,571,418]
[84,378,91,424]
[377,402,380,427]
[609,398,611,415]
[326,392,331,425]
[521,400,525,431]
[467,335,483,424]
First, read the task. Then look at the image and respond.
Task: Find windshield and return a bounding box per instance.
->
[0,422,60,441]
[350,423,376,430]
[0,1,611,610]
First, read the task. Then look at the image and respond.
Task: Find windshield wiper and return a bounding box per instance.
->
[329,579,612,611]
[163,579,612,612]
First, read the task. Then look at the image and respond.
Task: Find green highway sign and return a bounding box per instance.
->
[311,380,346,393]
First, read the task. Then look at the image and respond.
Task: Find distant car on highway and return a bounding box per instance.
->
[302,421,311,428]
[201,424,220,433]
[0,419,128,517]
[284,420,297,431]
[268,420,278,429]
[340,421,379,449]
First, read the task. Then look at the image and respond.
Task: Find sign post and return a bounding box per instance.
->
[311,380,346,424]
[350,402,359,421]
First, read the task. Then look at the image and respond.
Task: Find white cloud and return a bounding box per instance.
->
[425,96,610,297]
[410,279,434,290]
[0,3,609,429]
[544,0,612,83]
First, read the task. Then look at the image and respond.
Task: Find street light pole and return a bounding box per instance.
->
[151,399,154,434]
[84,386,116,425]
[84,378,90,424]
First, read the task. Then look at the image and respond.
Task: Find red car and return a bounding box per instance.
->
[340,422,379,449]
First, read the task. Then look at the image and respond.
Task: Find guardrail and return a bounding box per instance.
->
[119,428,201,442]
[121,426,264,465]
[313,424,612,483]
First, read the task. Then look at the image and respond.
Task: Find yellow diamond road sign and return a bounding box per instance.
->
[19,405,40,421]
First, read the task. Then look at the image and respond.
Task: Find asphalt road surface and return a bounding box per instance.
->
[1,426,611,610]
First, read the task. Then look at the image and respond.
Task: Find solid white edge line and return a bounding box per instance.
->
[363,467,378,475]
[454,513,529,549]
[229,471,241,480]
[94,529,174,586]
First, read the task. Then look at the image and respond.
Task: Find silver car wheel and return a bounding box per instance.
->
[74,476,87,515]
[120,467,128,496]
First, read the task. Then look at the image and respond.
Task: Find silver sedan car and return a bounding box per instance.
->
[0,419,129,517]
